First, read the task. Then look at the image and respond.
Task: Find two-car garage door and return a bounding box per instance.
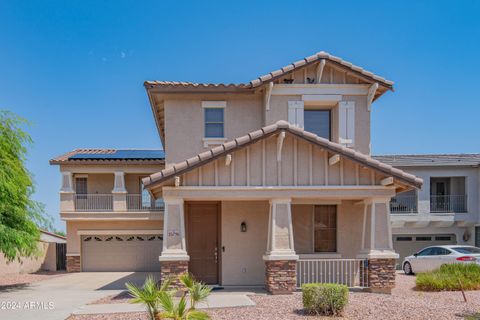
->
[82,234,163,272]
[393,234,456,268]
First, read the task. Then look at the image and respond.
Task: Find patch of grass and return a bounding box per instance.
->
[302,283,348,316]
[416,263,480,292]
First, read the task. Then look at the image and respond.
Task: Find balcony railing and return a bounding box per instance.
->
[390,195,418,214]
[430,195,467,213]
[297,259,369,289]
[126,194,164,211]
[74,194,113,212]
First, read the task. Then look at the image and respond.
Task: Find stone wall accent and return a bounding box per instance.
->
[160,260,189,288]
[66,255,80,272]
[265,260,297,294]
[367,258,396,294]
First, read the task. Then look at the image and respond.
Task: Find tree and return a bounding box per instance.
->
[0,110,51,261]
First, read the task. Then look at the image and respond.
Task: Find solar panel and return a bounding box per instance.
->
[69,150,165,160]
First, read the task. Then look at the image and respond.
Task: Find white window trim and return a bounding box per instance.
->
[202,101,226,143]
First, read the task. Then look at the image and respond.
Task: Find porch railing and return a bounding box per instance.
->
[297,259,369,289]
[390,195,418,214]
[430,195,467,213]
[126,194,164,211]
[74,194,113,212]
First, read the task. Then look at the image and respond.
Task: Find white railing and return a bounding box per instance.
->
[430,195,467,213]
[390,195,418,214]
[126,194,164,211]
[297,259,369,289]
[74,194,113,212]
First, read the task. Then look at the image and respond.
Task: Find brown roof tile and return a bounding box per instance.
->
[144,121,423,189]
[144,51,394,92]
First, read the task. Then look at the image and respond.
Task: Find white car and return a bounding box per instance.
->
[402,245,480,274]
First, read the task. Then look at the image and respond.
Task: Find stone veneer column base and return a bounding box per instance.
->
[66,255,81,272]
[160,260,189,288]
[366,258,396,294]
[265,260,297,294]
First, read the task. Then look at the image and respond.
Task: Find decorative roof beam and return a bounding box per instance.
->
[264,82,274,111]
[380,176,394,186]
[329,154,340,166]
[367,83,379,111]
[225,154,232,166]
[315,59,326,84]
[277,131,286,162]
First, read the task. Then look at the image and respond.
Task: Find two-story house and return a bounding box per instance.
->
[51,51,423,294]
[374,154,480,264]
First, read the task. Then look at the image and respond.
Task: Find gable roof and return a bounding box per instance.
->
[373,154,480,167]
[50,149,165,165]
[142,121,422,190]
[144,51,394,92]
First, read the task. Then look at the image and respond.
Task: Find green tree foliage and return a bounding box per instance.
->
[0,110,51,261]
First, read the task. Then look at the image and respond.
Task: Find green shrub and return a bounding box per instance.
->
[302,283,348,316]
[416,263,480,292]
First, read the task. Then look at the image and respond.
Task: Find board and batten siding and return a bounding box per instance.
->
[181,132,382,188]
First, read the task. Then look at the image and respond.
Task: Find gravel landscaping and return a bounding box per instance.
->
[69,273,480,320]
[0,271,65,291]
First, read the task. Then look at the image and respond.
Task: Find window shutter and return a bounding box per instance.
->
[288,101,304,128]
[338,101,355,147]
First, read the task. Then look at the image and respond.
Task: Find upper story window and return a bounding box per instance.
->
[304,110,331,140]
[75,177,87,194]
[202,101,226,138]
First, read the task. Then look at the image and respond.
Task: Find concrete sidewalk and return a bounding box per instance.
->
[73,294,255,315]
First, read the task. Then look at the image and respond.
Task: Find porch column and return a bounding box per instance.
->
[263,198,298,294]
[159,197,189,287]
[358,198,397,294]
[60,171,75,212]
[112,171,127,211]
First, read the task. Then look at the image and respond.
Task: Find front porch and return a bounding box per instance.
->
[158,196,397,294]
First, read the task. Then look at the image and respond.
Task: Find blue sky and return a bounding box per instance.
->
[1,1,479,231]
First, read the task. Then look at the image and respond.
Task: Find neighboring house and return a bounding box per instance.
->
[51,51,424,294]
[0,230,66,276]
[374,154,480,265]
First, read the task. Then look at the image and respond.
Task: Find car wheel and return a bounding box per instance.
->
[403,262,414,275]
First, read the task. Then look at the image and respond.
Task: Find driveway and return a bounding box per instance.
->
[0,272,159,320]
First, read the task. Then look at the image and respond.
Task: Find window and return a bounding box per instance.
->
[204,107,224,138]
[396,237,412,241]
[452,247,480,254]
[416,236,432,241]
[304,110,331,140]
[314,205,337,252]
[435,236,452,241]
[417,248,435,256]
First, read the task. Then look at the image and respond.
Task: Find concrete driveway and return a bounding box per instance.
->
[0,272,159,320]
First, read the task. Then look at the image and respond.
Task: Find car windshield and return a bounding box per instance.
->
[451,247,480,254]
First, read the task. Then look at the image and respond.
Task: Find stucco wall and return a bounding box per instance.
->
[292,202,364,258]
[164,94,263,164]
[221,201,269,286]
[66,220,163,254]
[0,242,57,275]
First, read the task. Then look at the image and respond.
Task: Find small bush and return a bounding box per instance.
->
[302,283,348,316]
[416,263,480,292]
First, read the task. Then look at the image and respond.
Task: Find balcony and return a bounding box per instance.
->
[390,195,417,214]
[70,194,163,212]
[430,195,467,213]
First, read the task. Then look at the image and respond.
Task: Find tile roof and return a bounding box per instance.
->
[142,121,422,189]
[373,154,480,167]
[144,51,394,91]
[50,149,165,164]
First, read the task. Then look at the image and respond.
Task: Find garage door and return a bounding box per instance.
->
[82,235,163,272]
[393,234,456,268]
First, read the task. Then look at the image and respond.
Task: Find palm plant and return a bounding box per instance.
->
[126,275,170,320]
[179,273,211,309]
[157,291,210,320]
